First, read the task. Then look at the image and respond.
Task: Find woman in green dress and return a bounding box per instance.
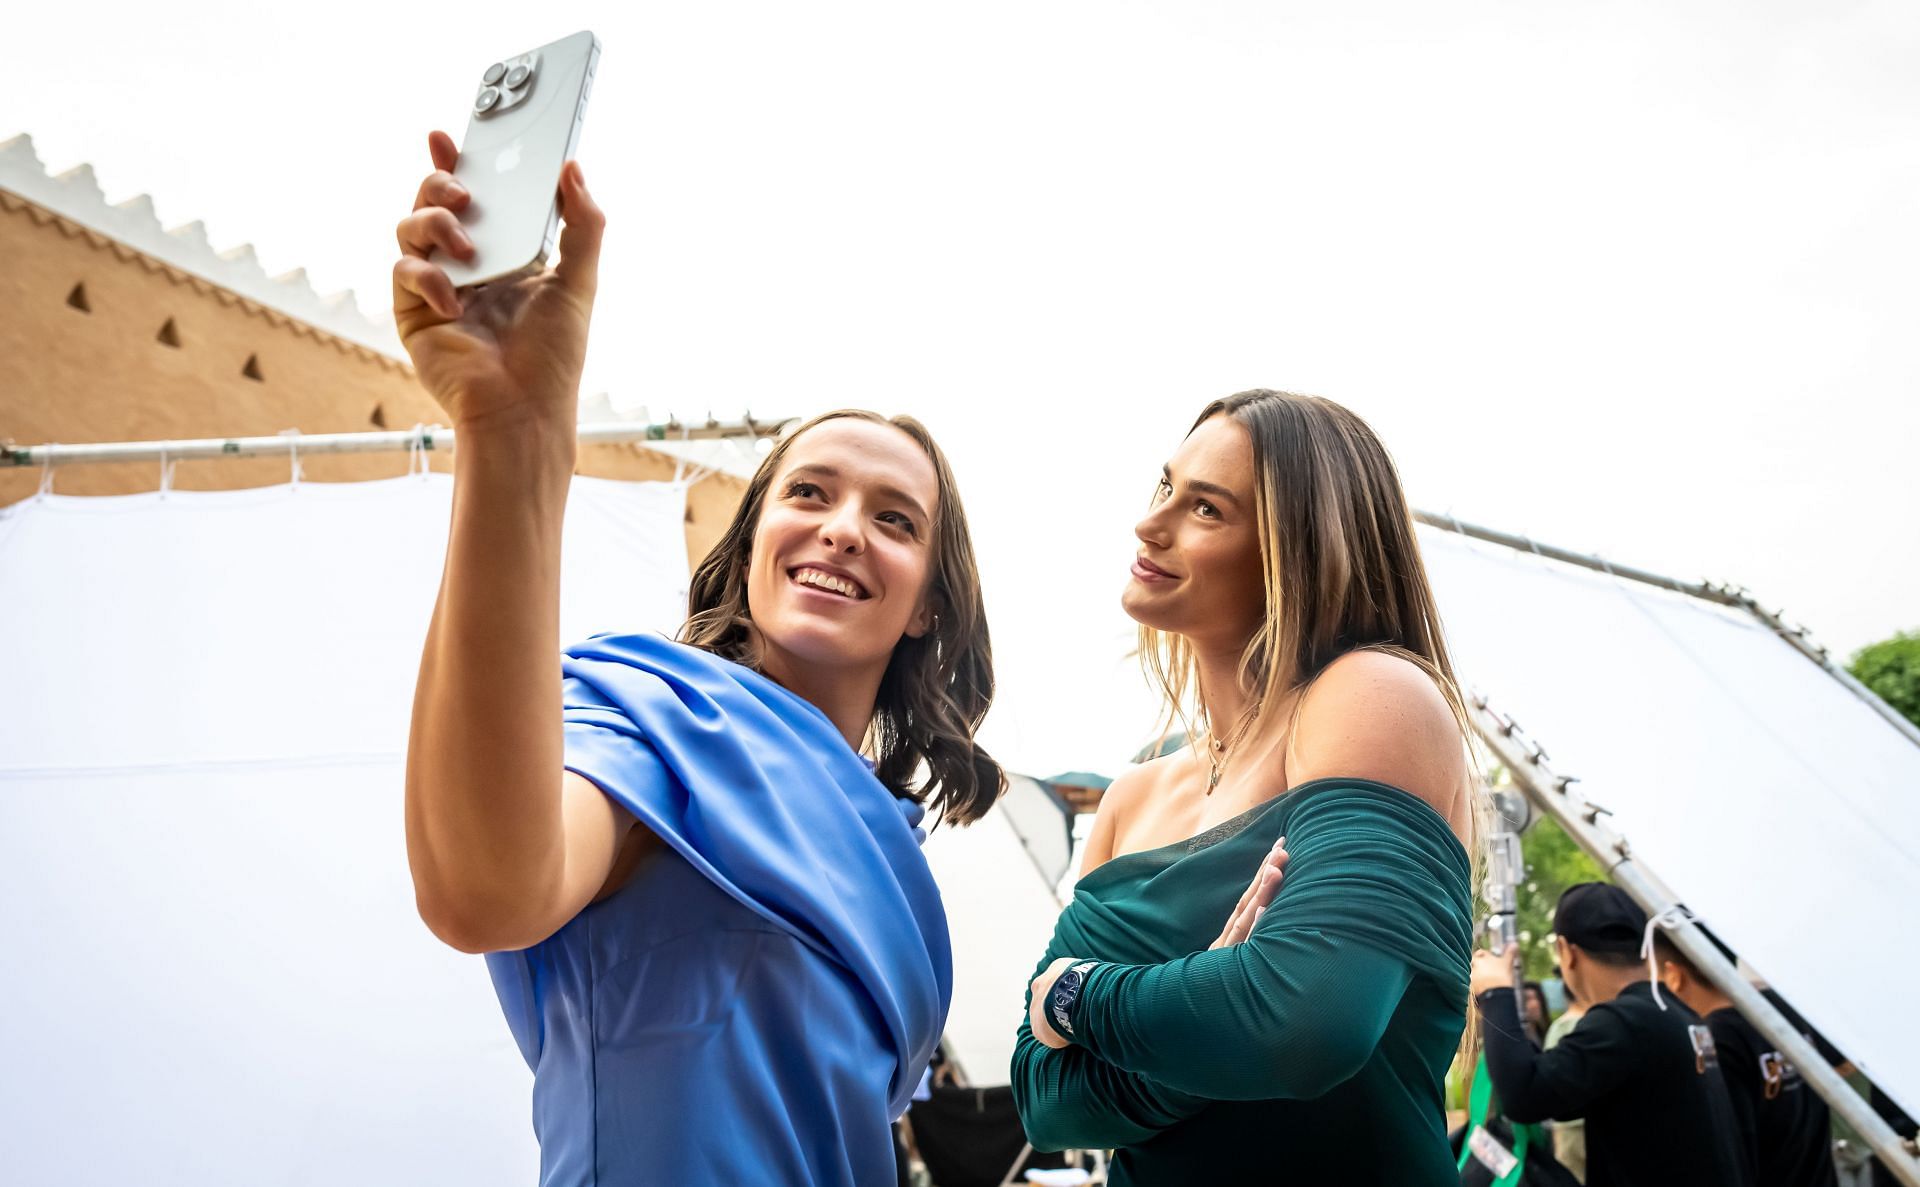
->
[1013,389,1477,1184]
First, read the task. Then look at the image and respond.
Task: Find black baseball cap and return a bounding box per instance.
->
[1552,882,1646,955]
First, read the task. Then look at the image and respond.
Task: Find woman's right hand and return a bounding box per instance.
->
[391,130,605,435]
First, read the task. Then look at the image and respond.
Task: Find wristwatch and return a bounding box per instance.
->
[1049,960,1100,1038]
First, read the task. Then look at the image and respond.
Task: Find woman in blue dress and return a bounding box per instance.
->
[392,132,1002,1185]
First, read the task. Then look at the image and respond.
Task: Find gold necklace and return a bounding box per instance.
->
[1204,706,1260,795]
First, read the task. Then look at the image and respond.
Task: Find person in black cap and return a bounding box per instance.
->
[1654,934,1840,1187]
[1470,882,1753,1187]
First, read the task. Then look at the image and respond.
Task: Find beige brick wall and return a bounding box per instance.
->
[0,192,743,567]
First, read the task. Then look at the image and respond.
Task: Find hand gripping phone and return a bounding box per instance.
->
[436,30,600,288]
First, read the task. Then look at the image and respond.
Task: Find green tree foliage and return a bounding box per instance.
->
[1515,815,1606,980]
[1849,630,1920,729]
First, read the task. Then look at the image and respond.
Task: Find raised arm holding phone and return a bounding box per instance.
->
[397,130,624,957]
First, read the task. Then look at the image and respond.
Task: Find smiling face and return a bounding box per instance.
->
[744,418,941,689]
[1122,413,1268,652]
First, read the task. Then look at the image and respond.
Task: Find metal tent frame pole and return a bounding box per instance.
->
[1470,692,1920,1187]
[1415,509,1920,751]
[1413,509,1740,606]
[4,416,790,470]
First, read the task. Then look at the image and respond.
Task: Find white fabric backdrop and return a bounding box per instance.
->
[6,477,1914,1171]
[1419,525,1920,1116]
[921,775,1069,1086]
[0,475,689,1185]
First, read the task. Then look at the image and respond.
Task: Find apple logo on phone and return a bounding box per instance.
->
[494,144,523,173]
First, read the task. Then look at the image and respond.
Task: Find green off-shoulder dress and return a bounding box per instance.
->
[1011,778,1472,1185]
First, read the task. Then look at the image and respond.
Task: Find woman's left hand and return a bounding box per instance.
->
[1028,957,1079,1049]
[1209,836,1288,949]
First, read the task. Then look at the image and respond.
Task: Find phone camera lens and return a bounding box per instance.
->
[482,62,507,85]
[505,64,532,89]
[475,86,501,113]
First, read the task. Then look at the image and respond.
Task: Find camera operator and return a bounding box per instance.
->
[1470,883,1753,1187]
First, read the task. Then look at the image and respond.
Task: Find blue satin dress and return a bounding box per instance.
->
[484,634,950,1186]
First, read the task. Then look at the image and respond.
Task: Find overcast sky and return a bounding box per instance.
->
[6,1,1915,774]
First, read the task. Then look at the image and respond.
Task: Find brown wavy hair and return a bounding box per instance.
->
[679,410,1005,826]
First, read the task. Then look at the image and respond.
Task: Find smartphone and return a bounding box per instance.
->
[436,30,600,288]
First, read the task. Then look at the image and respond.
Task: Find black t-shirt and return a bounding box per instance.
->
[1479,982,1753,1187]
[1707,1008,1839,1187]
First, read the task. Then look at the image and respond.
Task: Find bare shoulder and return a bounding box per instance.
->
[1079,753,1180,878]
[1287,649,1468,824]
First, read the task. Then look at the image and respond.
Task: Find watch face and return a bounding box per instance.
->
[1051,971,1083,1007]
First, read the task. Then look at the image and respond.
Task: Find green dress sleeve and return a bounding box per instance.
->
[1065,785,1470,1102]
[1011,1016,1207,1150]
[1010,917,1208,1149]
[1070,923,1416,1100]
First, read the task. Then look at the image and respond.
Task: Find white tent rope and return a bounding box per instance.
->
[1640,903,1698,1011]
